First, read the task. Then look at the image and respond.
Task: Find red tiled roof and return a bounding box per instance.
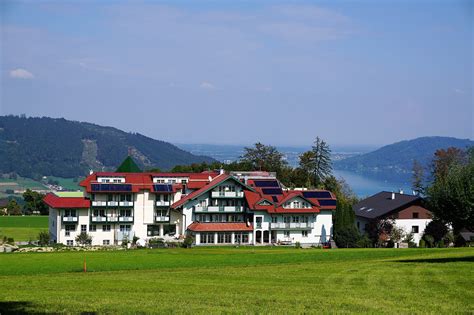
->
[187,181,209,190]
[171,174,230,208]
[43,193,90,208]
[187,222,253,232]
[79,172,219,193]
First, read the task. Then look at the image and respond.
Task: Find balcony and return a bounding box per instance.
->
[107,201,119,207]
[118,216,134,222]
[155,215,170,222]
[62,216,78,223]
[155,200,170,207]
[211,191,244,198]
[91,216,107,223]
[107,216,119,223]
[205,206,243,212]
[119,201,133,207]
[270,222,314,229]
[92,201,107,207]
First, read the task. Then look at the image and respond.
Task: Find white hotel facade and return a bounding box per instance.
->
[45,169,337,246]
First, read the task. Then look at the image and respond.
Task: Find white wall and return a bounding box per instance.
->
[395,219,431,244]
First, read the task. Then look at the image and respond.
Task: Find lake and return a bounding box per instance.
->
[333,169,413,198]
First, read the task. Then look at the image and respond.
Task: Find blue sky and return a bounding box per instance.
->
[1,0,472,146]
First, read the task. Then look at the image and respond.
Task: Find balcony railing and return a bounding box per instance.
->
[62,216,78,223]
[206,206,243,212]
[119,201,133,207]
[107,201,119,207]
[92,201,107,207]
[118,216,134,222]
[155,215,170,222]
[91,216,107,222]
[107,216,119,222]
[156,201,170,206]
[211,191,244,198]
[270,222,314,229]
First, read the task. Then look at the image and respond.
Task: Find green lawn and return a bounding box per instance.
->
[0,248,472,314]
[0,216,48,241]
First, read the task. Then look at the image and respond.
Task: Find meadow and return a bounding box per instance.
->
[0,216,48,241]
[0,247,472,314]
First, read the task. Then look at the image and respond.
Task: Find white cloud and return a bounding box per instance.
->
[9,68,34,79]
[200,81,216,90]
[453,88,464,94]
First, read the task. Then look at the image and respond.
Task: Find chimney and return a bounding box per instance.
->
[391,192,395,200]
[89,169,93,175]
[244,175,248,185]
[399,189,404,194]
[219,169,225,175]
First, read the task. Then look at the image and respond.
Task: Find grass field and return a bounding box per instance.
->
[46,176,82,191]
[0,247,472,314]
[0,216,48,241]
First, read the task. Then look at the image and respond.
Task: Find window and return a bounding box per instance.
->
[81,225,87,232]
[120,224,131,232]
[163,194,169,202]
[411,226,419,233]
[357,222,360,229]
[103,240,110,245]
[284,231,290,237]
[292,216,300,223]
[65,225,75,236]
[181,179,187,184]
[147,225,160,236]
[64,209,76,217]
[108,194,113,201]
[283,216,291,223]
[66,240,73,246]
[412,212,419,219]
[217,233,225,243]
[302,216,309,223]
[224,233,232,243]
[201,233,214,244]
[120,194,132,202]
[120,209,132,217]
[271,217,278,223]
[302,231,308,237]
[89,225,96,232]
[163,224,176,235]
[241,233,249,243]
[256,217,262,228]
[102,225,111,232]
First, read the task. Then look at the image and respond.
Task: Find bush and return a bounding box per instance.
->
[75,232,92,246]
[182,234,194,248]
[38,231,50,246]
[423,235,434,248]
[356,235,372,248]
[419,239,426,248]
[132,236,139,245]
[295,241,301,249]
[334,228,360,248]
[454,234,467,247]
[7,237,14,245]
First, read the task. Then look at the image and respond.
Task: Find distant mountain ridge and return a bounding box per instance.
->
[0,116,215,178]
[334,136,474,182]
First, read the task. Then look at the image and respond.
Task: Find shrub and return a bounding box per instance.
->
[334,228,360,248]
[423,235,434,248]
[121,236,130,248]
[7,237,14,245]
[38,231,50,246]
[75,232,92,246]
[356,235,372,248]
[295,241,301,249]
[182,234,194,248]
[132,236,140,245]
[419,239,426,248]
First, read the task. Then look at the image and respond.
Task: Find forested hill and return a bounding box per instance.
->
[334,136,474,182]
[0,116,216,178]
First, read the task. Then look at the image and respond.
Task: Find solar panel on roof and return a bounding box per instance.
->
[271,196,278,202]
[154,184,173,192]
[262,188,283,195]
[303,191,332,199]
[91,184,132,192]
[254,180,279,188]
[318,199,337,206]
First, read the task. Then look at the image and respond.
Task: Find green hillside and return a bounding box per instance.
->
[0,116,216,178]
